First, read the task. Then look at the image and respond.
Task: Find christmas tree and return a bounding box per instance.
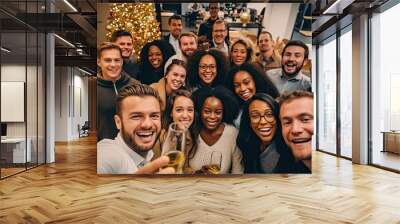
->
[106,3,161,59]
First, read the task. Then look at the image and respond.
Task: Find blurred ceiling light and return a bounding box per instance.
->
[54,34,75,48]
[1,47,11,53]
[78,67,93,76]
[63,0,78,12]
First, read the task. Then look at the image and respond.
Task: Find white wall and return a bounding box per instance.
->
[1,64,45,163]
[1,65,34,137]
[262,3,299,40]
[54,67,89,141]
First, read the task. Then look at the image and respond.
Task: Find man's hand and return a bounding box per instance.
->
[135,156,175,174]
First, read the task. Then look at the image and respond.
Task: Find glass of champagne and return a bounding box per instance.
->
[161,123,186,174]
[209,151,222,174]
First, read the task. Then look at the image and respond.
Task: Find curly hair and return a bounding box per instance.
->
[225,63,279,104]
[229,37,256,66]
[140,40,175,69]
[236,93,290,173]
[192,86,239,127]
[138,40,175,84]
[186,49,229,89]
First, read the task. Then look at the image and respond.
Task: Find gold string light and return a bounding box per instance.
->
[106,3,161,59]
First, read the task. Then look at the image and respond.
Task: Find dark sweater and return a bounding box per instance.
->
[122,59,140,79]
[198,18,218,42]
[275,158,311,174]
[96,72,139,142]
[137,66,164,85]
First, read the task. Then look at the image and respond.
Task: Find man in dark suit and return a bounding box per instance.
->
[163,15,183,55]
[198,3,220,43]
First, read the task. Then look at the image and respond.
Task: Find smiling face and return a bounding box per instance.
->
[233,71,256,102]
[148,45,163,69]
[280,97,313,161]
[249,100,276,146]
[258,33,274,53]
[212,22,227,46]
[198,54,217,86]
[201,96,223,131]
[172,96,194,129]
[114,96,162,153]
[231,42,247,66]
[282,45,306,77]
[169,19,182,39]
[165,64,186,92]
[209,3,219,19]
[97,48,123,81]
[115,35,133,59]
[180,36,197,57]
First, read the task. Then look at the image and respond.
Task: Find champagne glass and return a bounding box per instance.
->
[197,151,222,175]
[161,123,186,174]
[208,151,222,174]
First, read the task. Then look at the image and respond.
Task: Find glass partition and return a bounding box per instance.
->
[1,31,28,177]
[0,1,46,179]
[317,35,337,155]
[370,3,400,171]
[339,27,352,158]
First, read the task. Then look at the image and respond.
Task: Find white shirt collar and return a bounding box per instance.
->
[213,40,228,53]
[169,34,181,54]
[116,133,154,167]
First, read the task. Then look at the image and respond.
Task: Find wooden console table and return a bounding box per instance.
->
[381,131,400,154]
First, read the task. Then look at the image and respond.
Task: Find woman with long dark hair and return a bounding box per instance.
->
[237,93,292,173]
[138,40,175,85]
[152,89,199,163]
[225,63,279,127]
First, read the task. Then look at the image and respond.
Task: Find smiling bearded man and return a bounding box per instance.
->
[266,40,311,95]
[97,84,174,174]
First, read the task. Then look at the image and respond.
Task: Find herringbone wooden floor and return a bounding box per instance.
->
[0,135,399,223]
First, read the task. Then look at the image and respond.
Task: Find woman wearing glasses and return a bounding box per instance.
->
[150,59,187,112]
[190,86,243,174]
[187,49,228,91]
[225,63,279,128]
[237,93,291,173]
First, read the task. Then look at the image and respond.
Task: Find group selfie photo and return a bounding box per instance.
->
[96,2,313,175]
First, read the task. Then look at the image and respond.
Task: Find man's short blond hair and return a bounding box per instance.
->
[279,90,314,107]
[178,32,198,46]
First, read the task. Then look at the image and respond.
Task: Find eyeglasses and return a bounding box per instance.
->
[199,64,216,71]
[250,111,275,124]
[213,29,226,33]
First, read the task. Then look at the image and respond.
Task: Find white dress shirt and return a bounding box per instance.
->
[169,34,182,55]
[97,133,154,174]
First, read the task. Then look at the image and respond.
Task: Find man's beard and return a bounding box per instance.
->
[282,61,304,77]
[182,50,192,58]
[120,124,159,154]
